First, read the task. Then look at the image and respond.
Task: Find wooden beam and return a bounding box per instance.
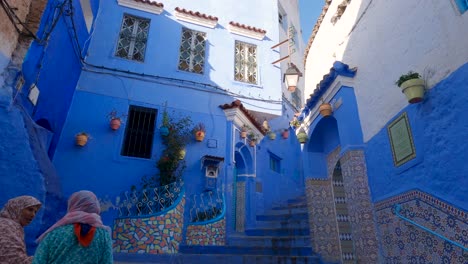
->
[271,55,289,64]
[270,39,289,49]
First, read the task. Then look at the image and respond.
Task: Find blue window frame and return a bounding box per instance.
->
[455,0,468,13]
[269,152,281,173]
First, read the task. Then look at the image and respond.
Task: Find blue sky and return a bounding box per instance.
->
[299,1,323,44]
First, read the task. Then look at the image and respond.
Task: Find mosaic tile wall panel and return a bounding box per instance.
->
[236,182,245,232]
[112,197,185,254]
[306,178,341,263]
[185,218,226,246]
[340,150,379,263]
[375,190,468,263]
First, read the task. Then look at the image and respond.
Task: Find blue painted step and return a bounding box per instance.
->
[179,245,314,256]
[257,212,309,221]
[229,235,311,248]
[245,228,310,236]
[114,252,324,264]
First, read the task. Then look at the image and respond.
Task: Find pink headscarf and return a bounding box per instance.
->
[0,196,42,224]
[37,190,109,242]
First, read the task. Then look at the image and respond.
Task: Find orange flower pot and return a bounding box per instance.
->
[195,131,205,142]
[110,118,121,130]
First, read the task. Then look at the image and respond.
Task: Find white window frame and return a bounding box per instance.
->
[115,14,150,62]
[178,28,207,74]
[234,41,258,84]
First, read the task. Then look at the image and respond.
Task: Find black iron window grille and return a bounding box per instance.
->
[178,28,206,74]
[234,41,258,84]
[121,105,157,158]
[115,14,150,62]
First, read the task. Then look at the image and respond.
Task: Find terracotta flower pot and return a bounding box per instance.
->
[319,103,332,117]
[195,131,205,142]
[240,131,247,138]
[281,130,289,139]
[75,134,89,147]
[110,118,121,130]
[249,140,256,147]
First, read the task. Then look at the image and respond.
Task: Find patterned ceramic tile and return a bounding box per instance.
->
[186,218,226,246]
[375,190,468,263]
[236,182,245,232]
[112,197,185,254]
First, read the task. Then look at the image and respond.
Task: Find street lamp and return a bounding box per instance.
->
[283,63,302,92]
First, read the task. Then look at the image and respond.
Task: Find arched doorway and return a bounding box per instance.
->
[233,143,253,232]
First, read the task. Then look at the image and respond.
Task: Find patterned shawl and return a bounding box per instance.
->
[0,196,42,264]
[37,190,109,242]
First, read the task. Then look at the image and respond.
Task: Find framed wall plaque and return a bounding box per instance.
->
[387,112,416,167]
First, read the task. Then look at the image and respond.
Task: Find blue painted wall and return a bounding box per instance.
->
[303,85,363,179]
[52,0,286,230]
[21,0,96,158]
[365,62,468,211]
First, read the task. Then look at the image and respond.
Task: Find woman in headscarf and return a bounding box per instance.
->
[0,195,42,264]
[33,190,113,264]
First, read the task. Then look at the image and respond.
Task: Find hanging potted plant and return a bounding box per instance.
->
[240,124,249,139]
[267,130,276,140]
[75,132,90,147]
[281,128,289,139]
[107,110,126,131]
[247,132,258,147]
[193,122,206,142]
[395,71,425,103]
[160,105,170,137]
[297,129,308,144]
[290,118,301,129]
[319,99,333,117]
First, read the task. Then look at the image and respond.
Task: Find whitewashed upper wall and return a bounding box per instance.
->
[278,0,306,109]
[0,0,32,86]
[305,0,468,142]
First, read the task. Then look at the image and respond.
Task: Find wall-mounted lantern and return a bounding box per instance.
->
[283,63,302,92]
[201,155,225,190]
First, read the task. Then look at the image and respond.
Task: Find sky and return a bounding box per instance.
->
[298,0,324,44]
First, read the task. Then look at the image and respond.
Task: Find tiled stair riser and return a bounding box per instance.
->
[185,218,226,246]
[375,190,468,263]
[112,198,185,254]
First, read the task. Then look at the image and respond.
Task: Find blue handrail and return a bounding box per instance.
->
[394,204,468,251]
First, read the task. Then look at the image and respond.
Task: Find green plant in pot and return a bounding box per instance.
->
[395,71,425,104]
[140,111,193,189]
[247,131,258,147]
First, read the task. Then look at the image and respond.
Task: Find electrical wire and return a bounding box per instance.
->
[45,0,284,105]
[0,0,39,40]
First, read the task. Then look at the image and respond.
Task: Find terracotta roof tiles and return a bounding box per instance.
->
[175,7,219,22]
[229,21,267,34]
[219,100,267,135]
[133,0,164,8]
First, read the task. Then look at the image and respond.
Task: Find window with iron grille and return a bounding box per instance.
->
[115,14,150,62]
[178,28,206,74]
[121,106,157,159]
[269,153,281,173]
[234,41,258,84]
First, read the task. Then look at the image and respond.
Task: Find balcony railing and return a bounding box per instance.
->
[116,179,184,217]
[189,185,225,223]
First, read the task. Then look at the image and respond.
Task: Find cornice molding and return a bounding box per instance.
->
[117,0,164,15]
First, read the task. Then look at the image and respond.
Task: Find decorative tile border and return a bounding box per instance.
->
[340,150,379,263]
[112,198,185,254]
[306,178,341,263]
[185,218,226,246]
[375,190,468,263]
[235,182,246,232]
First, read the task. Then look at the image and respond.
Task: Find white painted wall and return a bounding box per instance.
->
[278,0,305,111]
[304,0,468,141]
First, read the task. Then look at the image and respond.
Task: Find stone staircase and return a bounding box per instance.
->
[115,195,325,264]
